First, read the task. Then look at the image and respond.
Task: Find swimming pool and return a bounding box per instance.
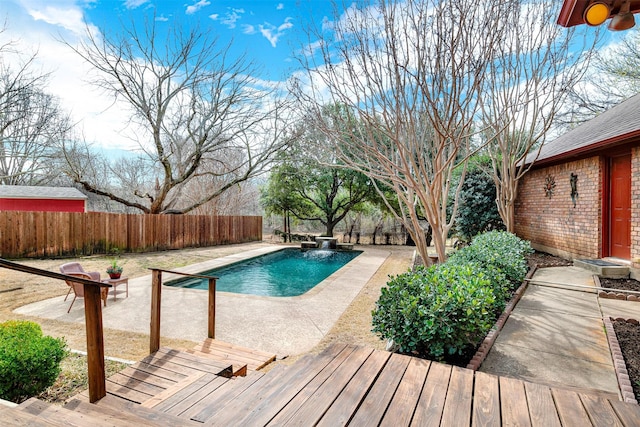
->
[166,248,362,297]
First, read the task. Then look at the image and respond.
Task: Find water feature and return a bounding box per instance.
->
[166,248,361,297]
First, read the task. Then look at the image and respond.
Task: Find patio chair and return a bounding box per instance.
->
[59,262,101,301]
[65,272,108,313]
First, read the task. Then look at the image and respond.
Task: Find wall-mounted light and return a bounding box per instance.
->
[584,2,611,26]
[609,1,636,30]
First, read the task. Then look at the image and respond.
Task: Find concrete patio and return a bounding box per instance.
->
[15,245,392,357]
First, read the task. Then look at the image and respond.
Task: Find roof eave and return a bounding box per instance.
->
[527,129,640,168]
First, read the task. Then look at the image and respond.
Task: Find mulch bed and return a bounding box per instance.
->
[604,275,640,402]
[600,277,640,293]
[612,320,640,401]
[526,251,573,268]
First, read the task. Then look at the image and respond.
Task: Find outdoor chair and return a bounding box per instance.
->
[64,272,108,313]
[59,262,101,301]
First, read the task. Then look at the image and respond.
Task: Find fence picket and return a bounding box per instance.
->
[0,212,261,258]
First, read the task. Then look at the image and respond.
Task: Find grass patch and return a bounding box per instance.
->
[37,353,129,404]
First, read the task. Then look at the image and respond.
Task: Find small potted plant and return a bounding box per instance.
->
[106,259,123,279]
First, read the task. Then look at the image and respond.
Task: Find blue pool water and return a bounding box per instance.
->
[166,248,362,297]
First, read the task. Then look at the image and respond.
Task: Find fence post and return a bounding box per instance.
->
[208,277,216,339]
[150,269,162,353]
[84,284,106,403]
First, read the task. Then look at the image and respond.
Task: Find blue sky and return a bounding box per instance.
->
[0,0,631,152]
[0,0,337,150]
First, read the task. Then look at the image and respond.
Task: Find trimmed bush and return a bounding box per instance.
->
[372,263,498,361]
[372,230,533,364]
[450,231,533,290]
[0,320,67,403]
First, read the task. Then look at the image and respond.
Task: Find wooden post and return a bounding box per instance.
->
[208,277,216,339]
[84,284,106,403]
[150,269,162,353]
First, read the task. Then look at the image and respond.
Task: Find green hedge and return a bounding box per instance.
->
[0,320,67,403]
[372,231,531,363]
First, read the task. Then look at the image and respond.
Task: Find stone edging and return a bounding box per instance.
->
[593,275,640,302]
[466,266,537,371]
[603,317,639,404]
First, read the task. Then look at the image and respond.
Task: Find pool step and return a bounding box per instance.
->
[187,338,277,373]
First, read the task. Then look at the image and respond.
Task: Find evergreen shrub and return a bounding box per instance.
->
[372,231,532,363]
[0,320,67,403]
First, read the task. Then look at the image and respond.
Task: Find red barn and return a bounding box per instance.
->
[0,186,87,212]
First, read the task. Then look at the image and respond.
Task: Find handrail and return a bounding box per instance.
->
[0,259,112,288]
[148,268,218,354]
[148,268,219,281]
[0,258,111,403]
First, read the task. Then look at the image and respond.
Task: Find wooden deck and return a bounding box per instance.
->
[187,338,277,372]
[2,342,640,426]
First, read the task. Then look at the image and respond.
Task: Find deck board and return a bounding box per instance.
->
[257,344,357,426]
[51,343,640,427]
[380,357,430,426]
[410,361,451,426]
[348,353,411,426]
[500,376,531,427]
[316,349,391,426]
[552,389,593,427]
[610,399,640,426]
[524,381,561,427]
[192,338,277,371]
[472,371,501,427]
[280,346,374,426]
[580,394,625,427]
[200,349,343,426]
[440,366,474,426]
[151,373,220,414]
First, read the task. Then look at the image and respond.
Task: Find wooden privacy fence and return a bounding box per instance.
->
[0,211,262,258]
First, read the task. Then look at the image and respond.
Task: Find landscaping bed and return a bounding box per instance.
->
[600,277,640,293]
[601,276,640,402]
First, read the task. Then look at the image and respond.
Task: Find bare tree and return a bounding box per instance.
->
[480,1,598,232]
[63,17,293,214]
[0,32,72,185]
[560,27,640,127]
[294,0,506,263]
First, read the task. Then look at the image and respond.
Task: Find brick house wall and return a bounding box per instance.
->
[515,156,602,260]
[632,146,640,267]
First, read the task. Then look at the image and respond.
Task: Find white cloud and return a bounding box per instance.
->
[242,24,256,35]
[209,8,246,29]
[185,0,210,15]
[259,17,293,47]
[277,3,284,10]
[20,1,88,36]
[220,8,245,28]
[124,0,149,9]
[1,2,143,150]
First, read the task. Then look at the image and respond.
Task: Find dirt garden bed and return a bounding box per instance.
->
[600,276,640,402]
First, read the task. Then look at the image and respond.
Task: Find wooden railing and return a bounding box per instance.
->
[0,259,111,403]
[148,269,218,354]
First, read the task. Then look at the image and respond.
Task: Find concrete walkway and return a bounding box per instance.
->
[15,245,393,358]
[480,265,640,397]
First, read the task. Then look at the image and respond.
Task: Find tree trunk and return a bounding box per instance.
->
[325,222,335,237]
[283,212,288,242]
